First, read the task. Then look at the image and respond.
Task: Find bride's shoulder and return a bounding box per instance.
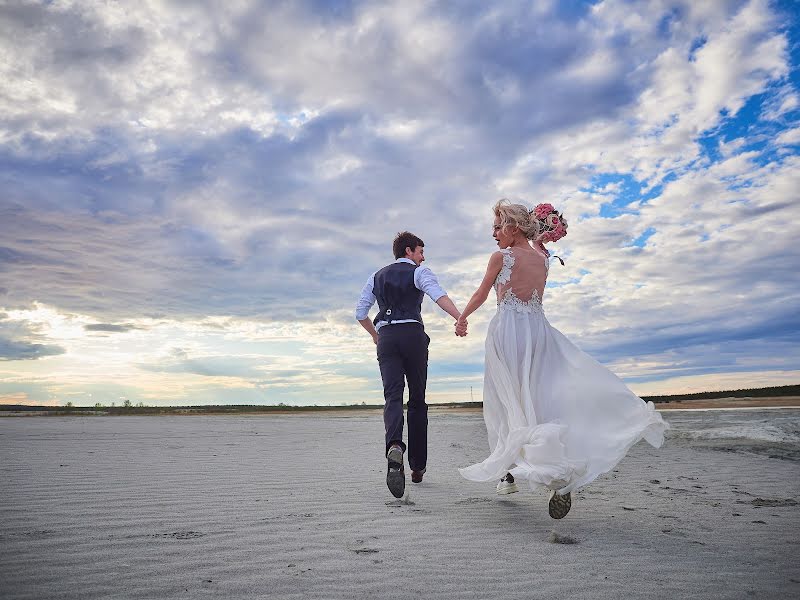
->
[492,248,513,260]
[490,249,510,262]
[491,249,515,271]
[484,250,507,271]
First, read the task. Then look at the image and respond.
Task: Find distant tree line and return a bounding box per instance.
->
[1,384,798,414]
[639,384,800,403]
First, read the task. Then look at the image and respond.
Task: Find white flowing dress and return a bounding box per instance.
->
[459,247,668,493]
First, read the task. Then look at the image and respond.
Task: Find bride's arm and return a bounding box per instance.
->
[458,252,504,326]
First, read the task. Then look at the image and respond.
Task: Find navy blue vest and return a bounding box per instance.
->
[373,262,424,326]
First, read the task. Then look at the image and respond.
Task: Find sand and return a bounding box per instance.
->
[1,410,798,599]
[649,396,800,410]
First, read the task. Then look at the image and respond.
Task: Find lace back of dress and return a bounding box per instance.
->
[495,248,547,314]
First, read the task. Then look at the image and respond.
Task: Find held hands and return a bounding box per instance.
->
[454,316,468,337]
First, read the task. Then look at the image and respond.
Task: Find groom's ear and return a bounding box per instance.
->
[404,246,412,258]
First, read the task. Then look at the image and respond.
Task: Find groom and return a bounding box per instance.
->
[356,231,462,498]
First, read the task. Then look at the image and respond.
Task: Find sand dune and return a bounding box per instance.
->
[1,411,798,599]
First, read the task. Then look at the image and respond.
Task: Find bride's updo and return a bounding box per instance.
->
[493,199,540,240]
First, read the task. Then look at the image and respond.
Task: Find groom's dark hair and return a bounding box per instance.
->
[393,231,425,259]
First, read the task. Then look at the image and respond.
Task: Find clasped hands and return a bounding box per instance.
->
[454,316,468,337]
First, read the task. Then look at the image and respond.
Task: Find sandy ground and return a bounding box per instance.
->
[649,396,800,410]
[428,396,800,413]
[1,411,798,599]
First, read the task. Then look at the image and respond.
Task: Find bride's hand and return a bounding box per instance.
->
[455,317,468,337]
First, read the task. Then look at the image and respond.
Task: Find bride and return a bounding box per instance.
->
[455,200,668,519]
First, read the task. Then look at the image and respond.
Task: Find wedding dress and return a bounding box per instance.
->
[459,247,668,493]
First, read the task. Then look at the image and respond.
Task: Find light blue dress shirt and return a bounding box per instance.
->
[355,258,447,330]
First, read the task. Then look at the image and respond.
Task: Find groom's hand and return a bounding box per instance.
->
[455,318,468,337]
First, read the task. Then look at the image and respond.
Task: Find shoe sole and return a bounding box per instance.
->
[387,470,405,497]
[496,483,519,495]
[387,447,405,498]
[549,491,572,519]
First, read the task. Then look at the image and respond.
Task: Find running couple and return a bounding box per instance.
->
[355,200,668,519]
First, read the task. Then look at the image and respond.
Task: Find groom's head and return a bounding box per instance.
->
[393,231,425,265]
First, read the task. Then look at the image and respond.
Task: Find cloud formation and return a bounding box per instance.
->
[0,337,66,361]
[84,323,140,332]
[0,317,66,361]
[1,0,798,405]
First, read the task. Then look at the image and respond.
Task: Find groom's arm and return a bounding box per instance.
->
[415,267,461,321]
[435,295,461,321]
[355,274,379,344]
[357,318,379,344]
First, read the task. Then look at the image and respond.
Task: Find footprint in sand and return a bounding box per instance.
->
[548,531,579,544]
[749,498,797,507]
[455,497,493,505]
[155,531,204,539]
[385,492,415,506]
[661,528,688,537]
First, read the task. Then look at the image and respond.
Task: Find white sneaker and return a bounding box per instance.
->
[496,473,519,495]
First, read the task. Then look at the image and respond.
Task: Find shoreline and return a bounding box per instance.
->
[1,396,798,417]
[647,396,800,410]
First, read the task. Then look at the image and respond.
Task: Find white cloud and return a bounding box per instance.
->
[0,0,797,404]
[776,127,800,146]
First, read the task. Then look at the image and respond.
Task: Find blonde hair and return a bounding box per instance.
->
[493,198,540,240]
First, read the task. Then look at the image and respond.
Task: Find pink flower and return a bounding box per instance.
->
[534,203,554,220]
[539,218,568,244]
[545,213,560,228]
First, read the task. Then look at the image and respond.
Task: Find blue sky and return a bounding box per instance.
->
[1,0,798,406]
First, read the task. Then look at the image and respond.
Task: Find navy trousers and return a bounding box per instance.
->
[377,322,429,472]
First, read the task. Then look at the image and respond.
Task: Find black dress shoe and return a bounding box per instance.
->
[386,446,405,498]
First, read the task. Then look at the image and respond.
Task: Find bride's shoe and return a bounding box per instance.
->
[548,490,572,519]
[496,473,519,495]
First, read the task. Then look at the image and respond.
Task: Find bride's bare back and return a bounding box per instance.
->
[495,245,549,307]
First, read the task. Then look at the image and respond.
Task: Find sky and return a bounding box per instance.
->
[1,0,799,407]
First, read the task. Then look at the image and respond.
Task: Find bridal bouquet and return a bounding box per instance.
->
[533,203,568,243]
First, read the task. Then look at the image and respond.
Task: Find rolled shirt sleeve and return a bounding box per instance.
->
[414,266,447,302]
[355,273,377,320]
